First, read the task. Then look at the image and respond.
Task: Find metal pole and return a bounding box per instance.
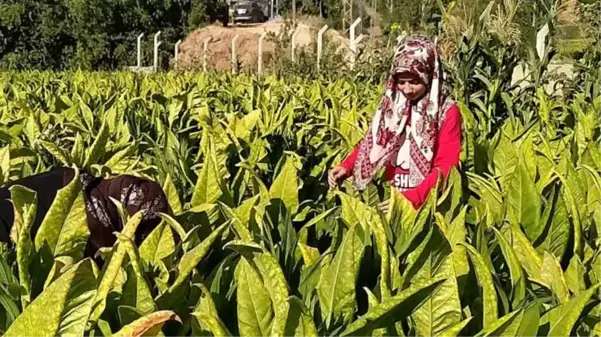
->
[292,0,296,22]
[317,25,328,71]
[351,34,364,70]
[349,18,361,70]
[137,33,144,68]
[350,18,361,44]
[258,32,267,74]
[291,27,300,62]
[175,39,182,63]
[203,37,212,72]
[232,34,239,74]
[153,31,161,71]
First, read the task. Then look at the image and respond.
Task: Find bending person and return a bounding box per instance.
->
[0,167,171,262]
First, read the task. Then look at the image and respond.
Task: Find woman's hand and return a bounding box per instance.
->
[378,200,390,213]
[328,166,348,190]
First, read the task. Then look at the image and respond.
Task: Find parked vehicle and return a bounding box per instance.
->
[232,1,268,24]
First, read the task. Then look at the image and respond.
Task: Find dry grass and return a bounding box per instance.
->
[174,18,350,71]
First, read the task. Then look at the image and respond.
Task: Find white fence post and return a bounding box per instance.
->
[203,37,212,72]
[536,23,549,60]
[137,33,144,68]
[153,31,161,71]
[174,39,182,63]
[291,26,301,63]
[317,25,328,71]
[258,32,267,74]
[349,18,361,70]
[232,34,239,74]
[350,34,364,70]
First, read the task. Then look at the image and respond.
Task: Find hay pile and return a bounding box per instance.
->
[175,18,349,71]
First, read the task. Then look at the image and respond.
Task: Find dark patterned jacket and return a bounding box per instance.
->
[0,167,171,263]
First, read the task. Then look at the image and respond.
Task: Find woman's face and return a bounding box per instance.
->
[394,72,427,101]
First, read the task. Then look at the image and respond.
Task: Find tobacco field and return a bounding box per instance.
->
[0,49,599,337]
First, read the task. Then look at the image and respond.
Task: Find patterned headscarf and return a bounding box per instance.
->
[352,35,454,191]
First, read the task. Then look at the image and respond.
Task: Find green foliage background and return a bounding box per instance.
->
[1,0,598,70]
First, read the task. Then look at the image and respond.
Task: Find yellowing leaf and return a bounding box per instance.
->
[112,310,182,337]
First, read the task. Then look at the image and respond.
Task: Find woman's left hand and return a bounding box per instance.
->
[378,200,390,213]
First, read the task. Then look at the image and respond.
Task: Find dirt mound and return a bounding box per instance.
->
[175,18,349,71]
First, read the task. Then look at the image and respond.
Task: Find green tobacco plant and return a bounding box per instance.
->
[0,69,598,336]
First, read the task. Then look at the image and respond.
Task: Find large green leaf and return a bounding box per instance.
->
[540,188,570,261]
[9,185,36,308]
[438,318,472,337]
[235,258,273,336]
[437,206,470,278]
[226,239,291,336]
[284,296,318,337]
[408,226,462,337]
[191,135,223,206]
[116,233,156,315]
[70,133,85,167]
[269,154,299,214]
[0,146,10,184]
[564,255,586,296]
[492,227,526,309]
[492,131,517,188]
[461,243,498,328]
[37,141,72,167]
[341,278,445,336]
[371,215,391,299]
[139,221,175,269]
[34,167,89,259]
[517,300,540,336]
[162,174,182,214]
[4,259,97,337]
[476,309,524,337]
[317,224,365,327]
[167,222,228,294]
[547,283,601,337]
[506,156,542,242]
[192,283,231,337]
[536,251,569,303]
[339,192,373,234]
[83,118,109,167]
[90,209,145,323]
[553,165,584,258]
[504,225,542,277]
[254,253,290,336]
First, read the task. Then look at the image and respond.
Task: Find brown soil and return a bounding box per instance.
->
[175,17,350,71]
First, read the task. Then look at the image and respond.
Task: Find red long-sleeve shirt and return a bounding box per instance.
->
[339,103,462,209]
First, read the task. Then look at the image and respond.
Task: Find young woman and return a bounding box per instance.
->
[328,35,462,212]
[0,167,171,261]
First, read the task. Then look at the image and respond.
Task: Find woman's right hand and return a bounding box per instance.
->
[328,166,348,190]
